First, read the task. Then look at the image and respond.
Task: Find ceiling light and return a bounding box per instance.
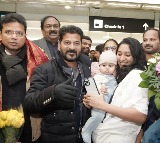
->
[107,2,140,8]
[65,5,71,9]
[105,0,142,3]
[104,35,112,39]
[142,4,160,10]
[86,1,100,4]
[105,0,160,5]
[46,0,63,1]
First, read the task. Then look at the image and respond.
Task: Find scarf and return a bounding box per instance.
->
[26,39,49,78]
[0,39,49,141]
[0,38,49,105]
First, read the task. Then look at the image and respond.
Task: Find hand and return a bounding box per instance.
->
[135,129,143,143]
[30,116,42,141]
[54,78,79,102]
[84,94,106,110]
[83,95,91,108]
[100,84,107,95]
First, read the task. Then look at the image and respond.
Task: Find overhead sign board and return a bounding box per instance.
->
[89,16,155,33]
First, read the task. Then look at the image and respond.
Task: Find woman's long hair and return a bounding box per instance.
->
[116,37,147,83]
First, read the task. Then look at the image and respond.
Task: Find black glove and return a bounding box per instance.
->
[54,78,79,102]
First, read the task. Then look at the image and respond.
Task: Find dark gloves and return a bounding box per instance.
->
[54,78,79,102]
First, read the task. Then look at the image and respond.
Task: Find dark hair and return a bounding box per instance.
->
[95,44,104,54]
[82,35,92,43]
[104,38,118,48]
[0,13,27,32]
[59,25,83,42]
[143,28,160,40]
[116,37,147,83]
[40,16,60,30]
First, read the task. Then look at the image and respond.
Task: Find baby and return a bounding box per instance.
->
[82,50,117,143]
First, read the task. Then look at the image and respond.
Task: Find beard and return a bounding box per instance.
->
[81,48,89,55]
[62,49,80,62]
[144,45,160,54]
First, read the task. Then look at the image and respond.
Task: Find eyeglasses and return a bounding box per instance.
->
[104,46,117,51]
[4,30,25,37]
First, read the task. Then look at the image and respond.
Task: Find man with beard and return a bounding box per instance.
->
[136,28,160,143]
[24,25,91,143]
[142,28,160,61]
[33,16,60,59]
[81,35,92,56]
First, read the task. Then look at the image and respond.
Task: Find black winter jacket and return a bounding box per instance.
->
[24,52,91,143]
[0,44,32,143]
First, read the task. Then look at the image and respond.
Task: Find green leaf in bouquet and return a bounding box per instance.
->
[139,80,149,88]
[157,82,160,88]
[2,126,18,143]
[150,75,157,79]
[152,81,160,89]
[149,84,156,88]
[154,93,160,110]
[147,65,151,71]
[140,72,148,80]
[148,89,156,99]
[148,71,155,77]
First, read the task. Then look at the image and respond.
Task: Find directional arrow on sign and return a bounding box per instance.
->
[143,23,149,30]
[90,16,155,33]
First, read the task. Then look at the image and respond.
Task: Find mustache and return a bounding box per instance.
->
[144,44,152,47]
[49,30,57,35]
[66,50,77,54]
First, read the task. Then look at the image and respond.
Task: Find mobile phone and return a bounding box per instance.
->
[84,77,100,96]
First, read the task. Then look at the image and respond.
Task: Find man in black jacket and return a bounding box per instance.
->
[24,25,91,143]
[0,13,48,143]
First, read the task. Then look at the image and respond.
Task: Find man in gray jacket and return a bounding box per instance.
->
[33,16,60,59]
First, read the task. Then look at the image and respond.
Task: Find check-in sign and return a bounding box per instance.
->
[89,16,155,33]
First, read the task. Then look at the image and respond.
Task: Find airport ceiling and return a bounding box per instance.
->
[0,0,160,11]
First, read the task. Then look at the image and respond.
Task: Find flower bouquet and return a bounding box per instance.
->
[0,106,24,143]
[139,53,160,110]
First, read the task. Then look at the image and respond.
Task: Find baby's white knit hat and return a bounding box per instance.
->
[99,51,117,65]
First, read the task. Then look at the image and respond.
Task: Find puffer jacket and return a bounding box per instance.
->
[24,52,91,143]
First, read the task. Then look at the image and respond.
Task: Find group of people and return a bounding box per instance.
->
[0,12,160,143]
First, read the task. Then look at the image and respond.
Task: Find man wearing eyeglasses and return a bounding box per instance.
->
[0,13,48,143]
[33,16,60,59]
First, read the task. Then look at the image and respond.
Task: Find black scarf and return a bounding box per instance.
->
[0,44,27,85]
